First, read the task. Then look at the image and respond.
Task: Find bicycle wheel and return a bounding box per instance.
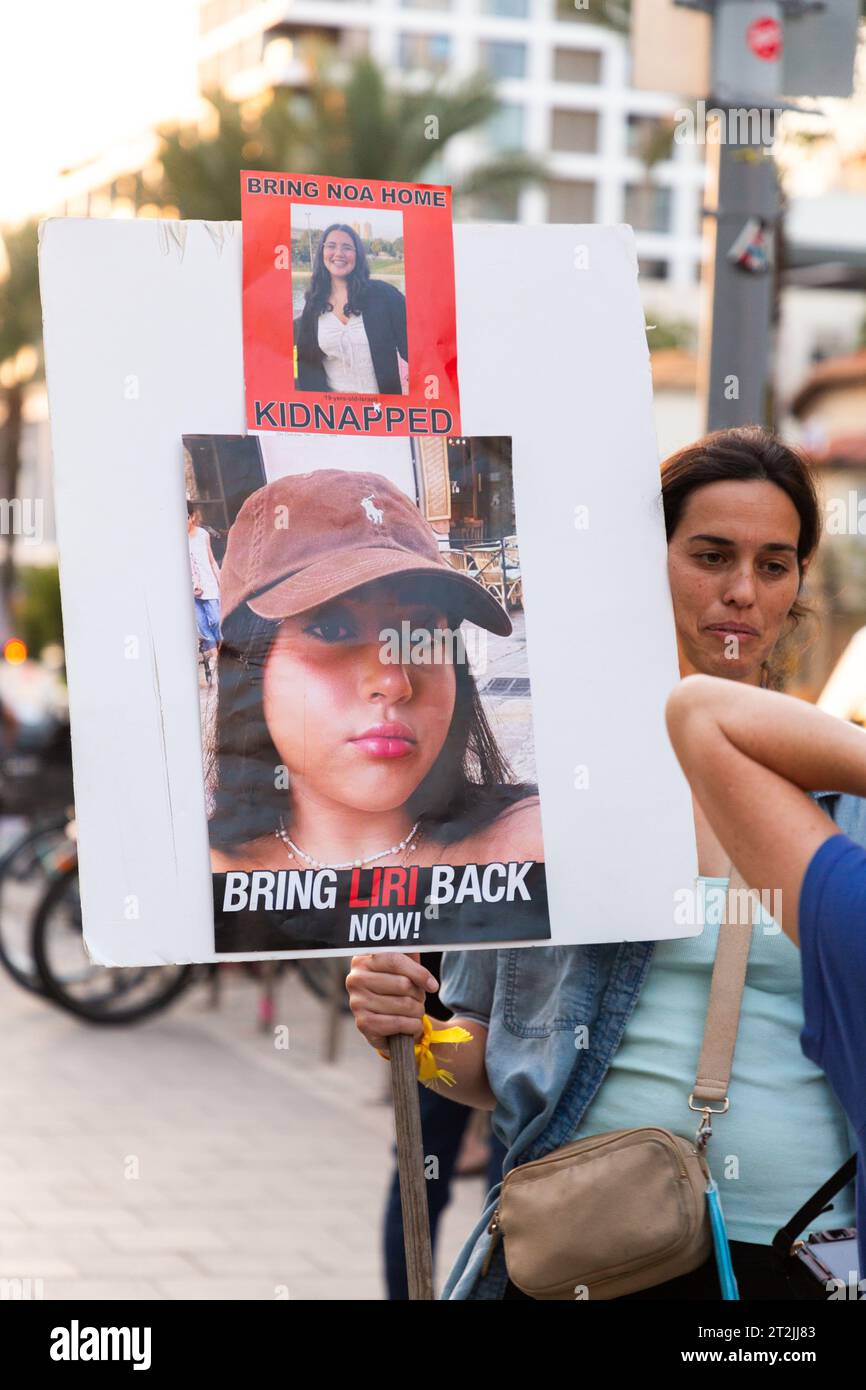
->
[0,815,71,995]
[32,863,196,1024]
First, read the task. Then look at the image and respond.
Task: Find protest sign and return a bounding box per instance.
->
[241,172,460,437]
[38,217,697,965]
[185,432,549,954]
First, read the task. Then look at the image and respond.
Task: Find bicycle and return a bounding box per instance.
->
[0,722,77,996]
[26,851,351,1028]
[30,853,197,1025]
[0,812,72,995]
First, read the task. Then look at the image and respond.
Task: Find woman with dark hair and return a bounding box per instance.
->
[660,426,821,689]
[294,224,408,396]
[208,468,541,879]
[348,425,866,1301]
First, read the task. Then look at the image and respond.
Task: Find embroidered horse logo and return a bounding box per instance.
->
[361,494,384,525]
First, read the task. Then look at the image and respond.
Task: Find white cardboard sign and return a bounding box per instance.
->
[38,217,697,963]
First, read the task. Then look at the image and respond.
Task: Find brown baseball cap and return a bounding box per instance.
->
[219,470,512,636]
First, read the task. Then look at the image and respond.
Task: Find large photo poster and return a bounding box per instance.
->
[242,172,461,437]
[183,432,550,953]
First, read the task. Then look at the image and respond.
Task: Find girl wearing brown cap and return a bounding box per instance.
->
[208,470,542,878]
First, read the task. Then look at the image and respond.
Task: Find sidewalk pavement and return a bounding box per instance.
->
[478,608,537,781]
[0,962,488,1300]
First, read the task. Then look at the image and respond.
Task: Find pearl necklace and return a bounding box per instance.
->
[275,818,422,871]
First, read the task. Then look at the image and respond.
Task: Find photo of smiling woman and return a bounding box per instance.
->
[294,222,409,397]
[207,469,547,953]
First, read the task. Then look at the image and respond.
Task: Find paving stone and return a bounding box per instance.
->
[0,911,494,1300]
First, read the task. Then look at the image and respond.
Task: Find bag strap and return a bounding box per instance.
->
[772,1155,858,1258]
[690,863,754,1111]
[689,863,857,1239]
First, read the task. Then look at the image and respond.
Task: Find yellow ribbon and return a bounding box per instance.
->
[415,1013,473,1088]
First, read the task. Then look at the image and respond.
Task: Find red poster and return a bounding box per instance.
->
[241,171,461,437]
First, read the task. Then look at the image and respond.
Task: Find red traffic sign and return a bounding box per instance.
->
[747,15,783,62]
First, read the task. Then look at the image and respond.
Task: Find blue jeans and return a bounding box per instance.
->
[194,597,221,650]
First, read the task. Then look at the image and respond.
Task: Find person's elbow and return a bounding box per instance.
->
[665,674,721,757]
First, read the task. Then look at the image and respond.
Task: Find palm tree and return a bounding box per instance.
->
[0,220,42,615]
[151,89,301,220]
[149,50,545,218]
[630,112,677,237]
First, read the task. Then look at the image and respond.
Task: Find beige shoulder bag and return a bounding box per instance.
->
[482,865,754,1300]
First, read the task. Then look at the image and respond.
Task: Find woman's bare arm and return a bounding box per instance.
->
[421,1023,495,1111]
[346,951,495,1110]
[666,674,866,941]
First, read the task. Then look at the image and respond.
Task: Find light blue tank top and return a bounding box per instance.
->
[572,877,856,1244]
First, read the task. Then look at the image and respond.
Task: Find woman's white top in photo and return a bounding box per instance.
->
[188,526,220,601]
[317,311,379,394]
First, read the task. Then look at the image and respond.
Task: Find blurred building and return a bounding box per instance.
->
[197,0,705,286]
[788,346,866,697]
[16,0,704,575]
[777,190,866,410]
[792,347,866,459]
[650,345,701,461]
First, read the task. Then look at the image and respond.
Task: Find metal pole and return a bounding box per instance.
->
[499,534,509,611]
[702,0,784,431]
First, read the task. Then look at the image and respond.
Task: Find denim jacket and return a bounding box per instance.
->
[438,792,866,1300]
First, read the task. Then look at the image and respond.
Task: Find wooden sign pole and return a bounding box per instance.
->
[388,1033,435,1300]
